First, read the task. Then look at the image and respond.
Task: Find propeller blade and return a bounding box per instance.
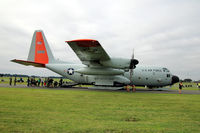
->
[130,69,133,85]
[129,48,139,69]
[131,49,134,59]
[129,49,134,85]
[129,48,139,85]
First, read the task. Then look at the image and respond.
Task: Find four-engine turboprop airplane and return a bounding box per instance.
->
[11,30,179,89]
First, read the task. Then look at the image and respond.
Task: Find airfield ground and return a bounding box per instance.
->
[0,83,200,95]
[0,85,200,132]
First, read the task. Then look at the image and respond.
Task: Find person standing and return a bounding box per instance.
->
[9,77,12,86]
[41,78,44,87]
[132,85,136,92]
[59,78,63,87]
[27,77,30,87]
[30,78,33,86]
[14,77,17,86]
[38,78,41,87]
[179,82,183,94]
[198,83,200,90]
[44,78,47,87]
[126,85,130,92]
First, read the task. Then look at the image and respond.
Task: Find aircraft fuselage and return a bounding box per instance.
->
[46,63,177,88]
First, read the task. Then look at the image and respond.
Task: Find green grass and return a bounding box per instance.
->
[0,87,200,132]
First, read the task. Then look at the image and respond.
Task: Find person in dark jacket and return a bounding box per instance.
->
[59,78,63,87]
[179,82,183,94]
[27,77,30,87]
[9,77,12,86]
[14,77,17,86]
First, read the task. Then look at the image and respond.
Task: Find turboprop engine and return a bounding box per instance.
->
[100,58,138,70]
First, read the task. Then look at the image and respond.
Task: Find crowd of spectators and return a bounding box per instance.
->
[9,77,64,88]
[27,77,63,87]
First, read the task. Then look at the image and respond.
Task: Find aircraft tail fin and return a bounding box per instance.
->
[11,30,55,67]
[27,30,55,64]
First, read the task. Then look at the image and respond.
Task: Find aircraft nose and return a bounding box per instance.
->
[171,75,179,85]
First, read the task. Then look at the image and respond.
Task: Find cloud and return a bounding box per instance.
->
[0,0,200,80]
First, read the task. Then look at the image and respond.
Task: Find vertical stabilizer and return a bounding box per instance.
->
[27,30,55,64]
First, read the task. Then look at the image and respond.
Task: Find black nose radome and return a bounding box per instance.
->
[171,75,179,85]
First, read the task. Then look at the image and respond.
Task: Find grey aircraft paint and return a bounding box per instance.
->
[46,63,174,88]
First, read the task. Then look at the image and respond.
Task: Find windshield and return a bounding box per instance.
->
[162,68,170,72]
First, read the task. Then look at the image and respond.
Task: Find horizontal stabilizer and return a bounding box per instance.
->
[11,59,45,68]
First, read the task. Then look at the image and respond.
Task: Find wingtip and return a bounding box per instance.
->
[65,39,98,43]
[10,59,16,62]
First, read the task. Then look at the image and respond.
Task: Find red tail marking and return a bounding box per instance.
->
[35,32,48,64]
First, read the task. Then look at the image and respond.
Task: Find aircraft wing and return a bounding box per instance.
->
[66,39,110,66]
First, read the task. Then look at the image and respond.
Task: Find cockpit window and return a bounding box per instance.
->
[163,68,170,72]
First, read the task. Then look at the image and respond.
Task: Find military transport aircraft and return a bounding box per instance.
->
[11,30,179,90]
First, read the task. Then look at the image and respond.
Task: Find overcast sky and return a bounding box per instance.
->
[0,0,200,80]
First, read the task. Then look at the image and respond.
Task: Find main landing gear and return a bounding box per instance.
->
[126,85,136,92]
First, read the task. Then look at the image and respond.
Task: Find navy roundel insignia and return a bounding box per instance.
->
[67,68,74,75]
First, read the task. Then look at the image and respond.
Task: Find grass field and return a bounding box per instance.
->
[0,87,200,133]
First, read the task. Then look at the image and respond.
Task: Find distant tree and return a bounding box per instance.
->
[183,79,192,82]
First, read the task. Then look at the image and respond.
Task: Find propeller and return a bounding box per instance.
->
[129,49,139,85]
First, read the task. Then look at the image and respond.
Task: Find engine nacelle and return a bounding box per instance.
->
[100,58,130,69]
